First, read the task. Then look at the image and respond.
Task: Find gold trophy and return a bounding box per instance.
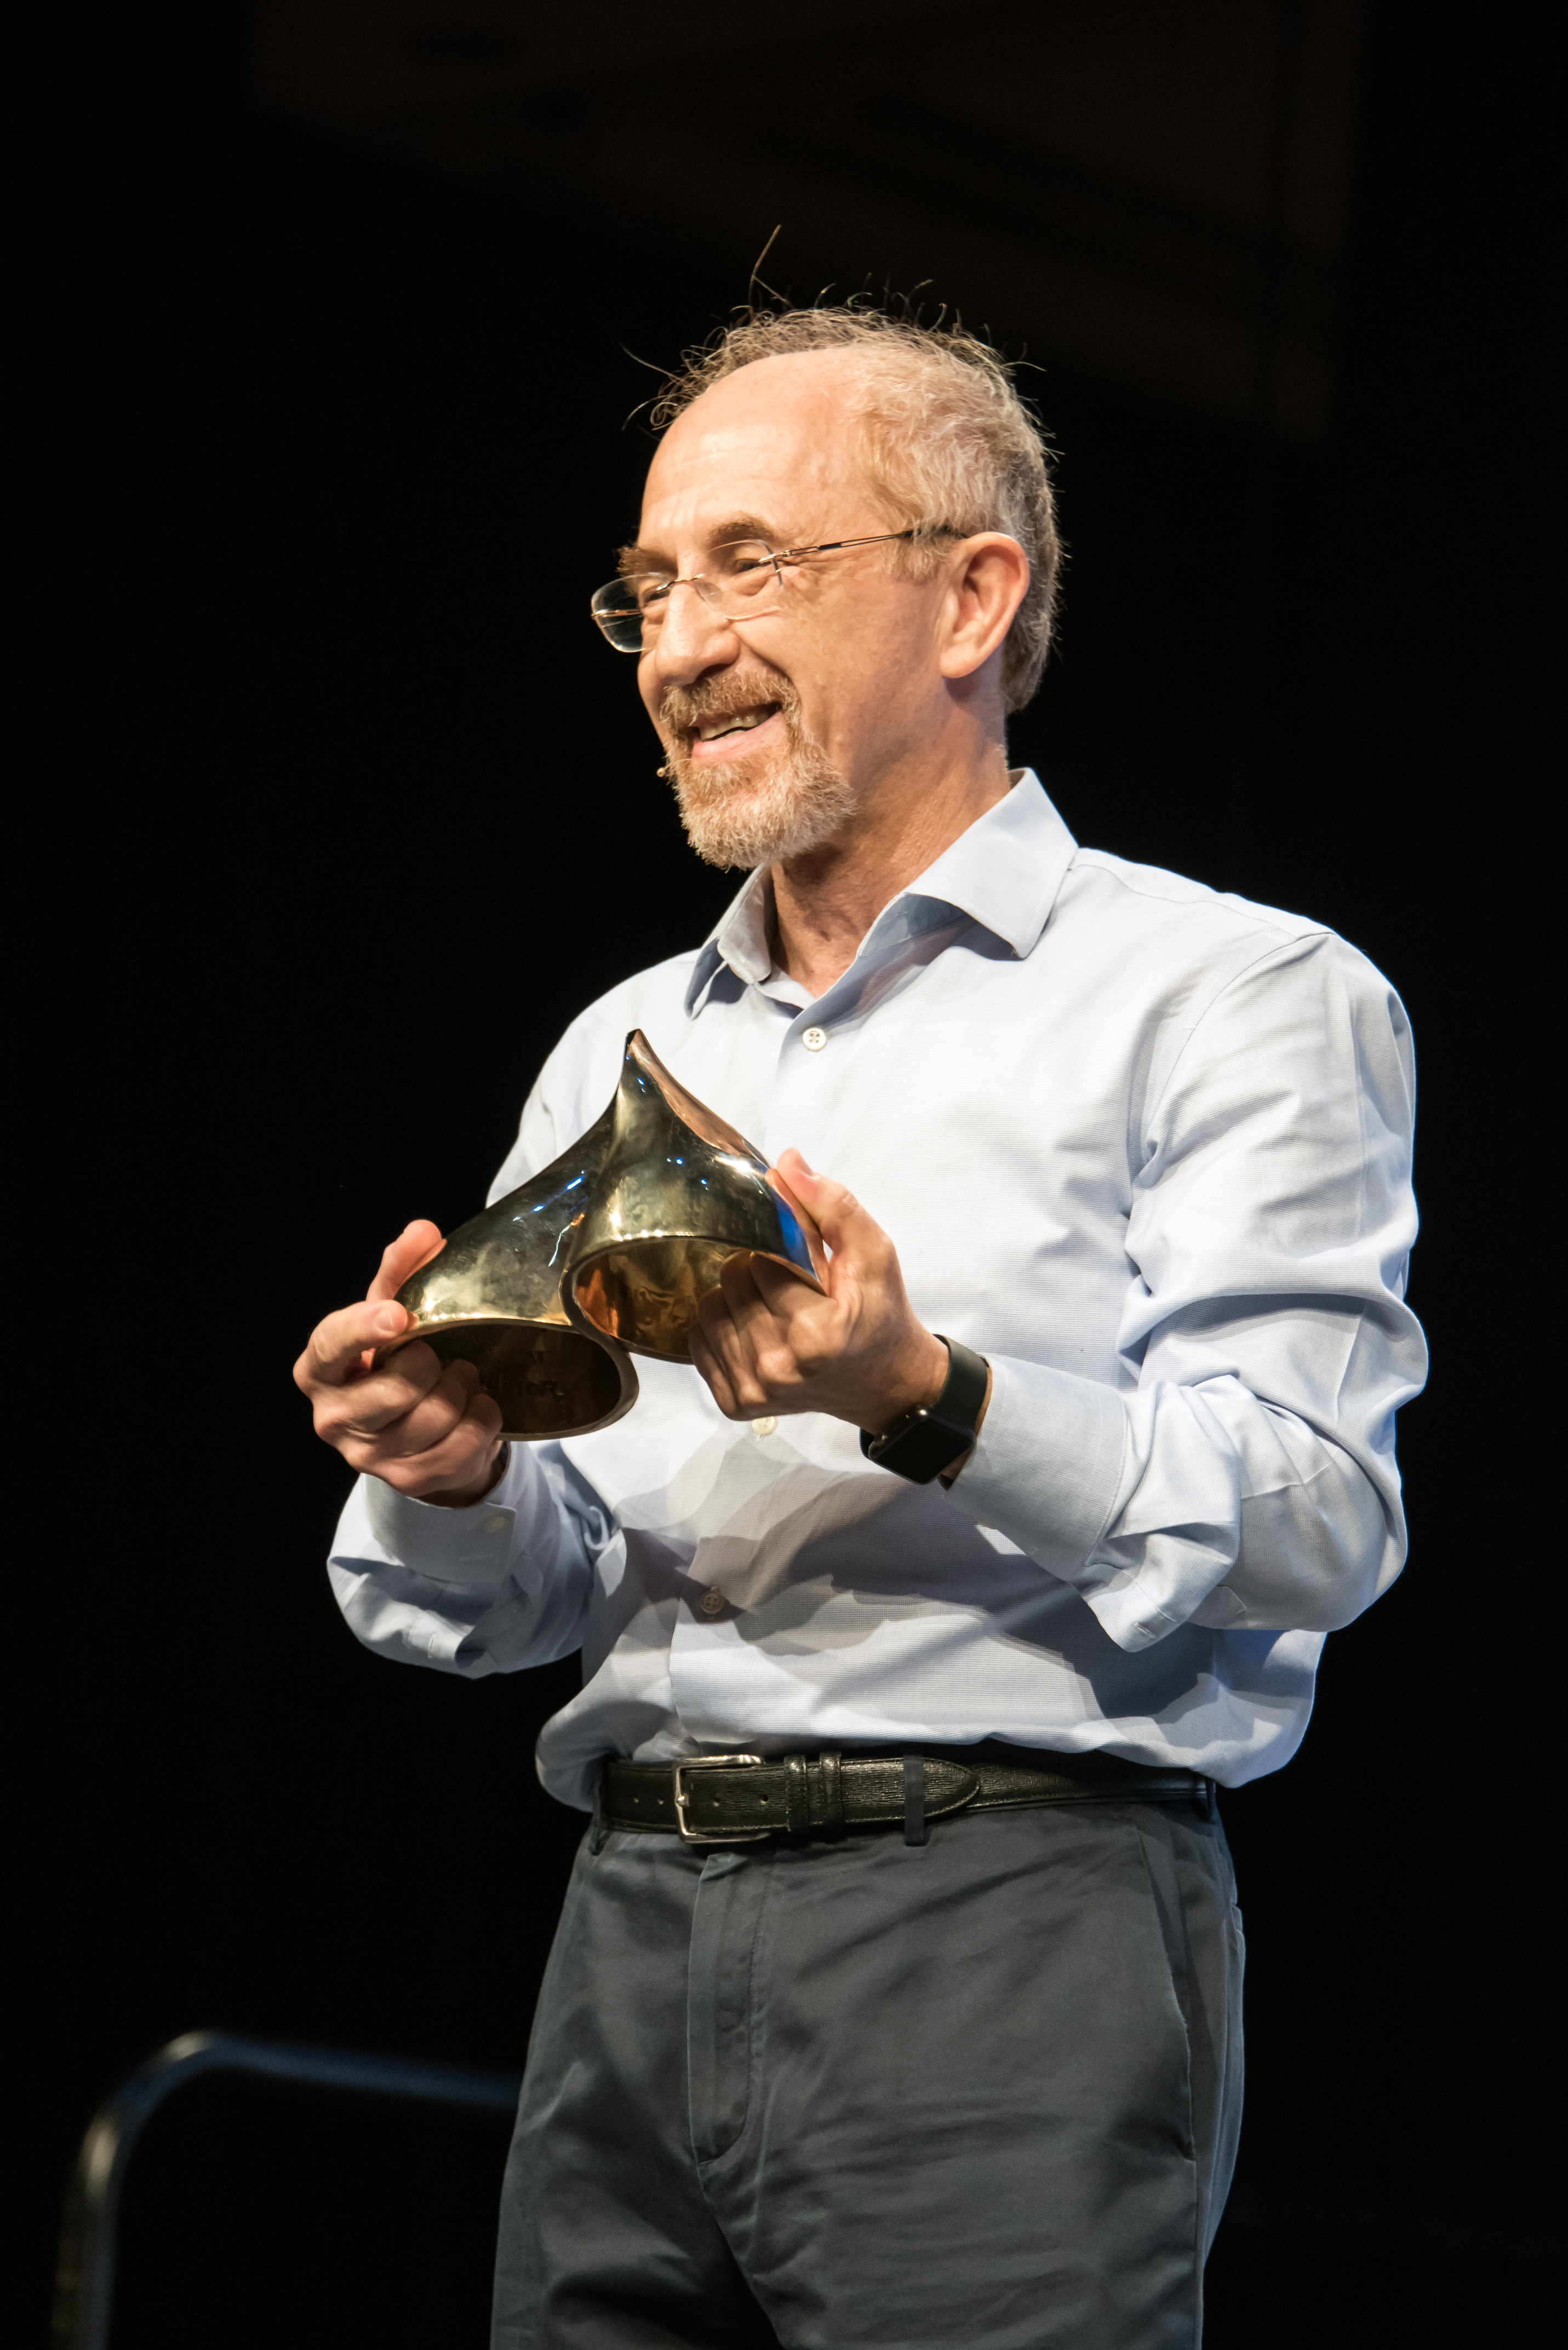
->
[385,1031,827,1438]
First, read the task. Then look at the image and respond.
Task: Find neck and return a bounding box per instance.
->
[769,735,1014,1001]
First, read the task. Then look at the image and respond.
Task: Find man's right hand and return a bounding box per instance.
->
[293,1219,505,1506]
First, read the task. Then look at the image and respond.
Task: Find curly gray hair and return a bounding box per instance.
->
[649,306,1061,712]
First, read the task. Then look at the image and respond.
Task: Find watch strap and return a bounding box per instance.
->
[860,1336,989,1486]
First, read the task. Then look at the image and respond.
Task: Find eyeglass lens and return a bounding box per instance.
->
[591,540,781,652]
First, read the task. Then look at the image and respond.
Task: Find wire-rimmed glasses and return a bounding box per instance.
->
[588,530,936,654]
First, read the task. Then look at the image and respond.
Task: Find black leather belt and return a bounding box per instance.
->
[599,1743,1214,1845]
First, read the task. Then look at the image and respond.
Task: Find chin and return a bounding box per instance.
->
[672,747,856,871]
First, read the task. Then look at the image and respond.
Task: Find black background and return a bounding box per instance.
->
[16,4,1548,2343]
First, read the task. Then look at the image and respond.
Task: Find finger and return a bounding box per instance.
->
[743,1255,842,1379]
[688,1321,745,1420]
[749,1253,826,1315]
[694,1280,748,1374]
[772,1152,883,1257]
[349,1390,504,1492]
[317,1344,467,1446]
[331,1360,496,1464]
[296,1298,418,1394]
[697,1267,775,1362]
[773,1165,898,1317]
[367,1357,494,1457]
[696,1286,788,1418]
[368,1219,446,1304]
[373,1372,504,1464]
[717,1253,814,1377]
[693,1277,761,1391]
[717,1250,771,1316]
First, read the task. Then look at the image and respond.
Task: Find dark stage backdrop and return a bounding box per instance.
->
[16,5,1546,2344]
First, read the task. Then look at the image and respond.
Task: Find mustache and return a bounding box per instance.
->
[659,669,798,737]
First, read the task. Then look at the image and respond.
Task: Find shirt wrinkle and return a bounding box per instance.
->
[328,771,1425,1805]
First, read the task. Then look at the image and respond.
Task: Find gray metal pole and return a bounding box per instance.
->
[51,2030,523,2350]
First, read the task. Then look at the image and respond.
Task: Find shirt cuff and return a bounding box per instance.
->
[356,1446,537,1588]
[941,1353,1127,1579]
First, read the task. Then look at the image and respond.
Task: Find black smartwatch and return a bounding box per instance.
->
[859,1336,989,1486]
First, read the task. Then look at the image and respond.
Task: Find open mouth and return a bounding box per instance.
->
[688,701,782,749]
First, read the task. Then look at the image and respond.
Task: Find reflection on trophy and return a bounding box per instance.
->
[384,1030,827,1439]
[382,1100,636,1442]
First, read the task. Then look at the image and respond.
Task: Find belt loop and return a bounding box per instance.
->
[902,1753,928,1847]
[588,1764,609,1855]
[819,1747,844,1835]
[785,1753,810,1838]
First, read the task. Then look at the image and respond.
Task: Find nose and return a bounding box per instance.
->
[645,580,743,689]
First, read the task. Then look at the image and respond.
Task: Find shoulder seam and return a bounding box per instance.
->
[1070,847,1330,942]
[1145,928,1338,1121]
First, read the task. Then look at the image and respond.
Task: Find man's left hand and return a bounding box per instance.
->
[689,1148,951,1435]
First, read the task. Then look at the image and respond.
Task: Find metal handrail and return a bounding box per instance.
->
[51,2029,524,2350]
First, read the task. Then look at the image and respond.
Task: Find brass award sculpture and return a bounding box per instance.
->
[384,1031,828,1440]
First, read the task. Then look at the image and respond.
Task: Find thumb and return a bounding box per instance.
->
[772,1150,878,1262]
[368,1217,445,1304]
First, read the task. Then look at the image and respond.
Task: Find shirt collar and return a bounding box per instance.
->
[683,770,1077,1016]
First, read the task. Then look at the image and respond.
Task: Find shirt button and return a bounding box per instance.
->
[698,1588,728,1616]
[751,1417,779,1439]
[483,1513,509,1534]
[801,1025,827,1052]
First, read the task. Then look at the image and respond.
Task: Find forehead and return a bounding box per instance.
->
[637,352,878,552]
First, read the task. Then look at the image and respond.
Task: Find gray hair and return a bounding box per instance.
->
[649,306,1061,712]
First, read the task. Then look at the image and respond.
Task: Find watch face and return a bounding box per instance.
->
[867,1408,973,1486]
[862,1341,987,1484]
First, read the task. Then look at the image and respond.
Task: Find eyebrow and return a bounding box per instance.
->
[617,515,785,576]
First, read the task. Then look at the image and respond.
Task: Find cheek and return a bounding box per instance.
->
[810,628,923,733]
[828,590,931,687]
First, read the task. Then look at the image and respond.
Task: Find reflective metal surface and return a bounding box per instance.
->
[386,1106,638,1440]
[380,1029,825,1428]
[569,1030,827,1362]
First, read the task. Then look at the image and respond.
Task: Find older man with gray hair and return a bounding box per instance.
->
[296,305,1424,2349]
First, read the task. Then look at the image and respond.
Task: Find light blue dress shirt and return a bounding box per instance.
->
[328,775,1426,1805]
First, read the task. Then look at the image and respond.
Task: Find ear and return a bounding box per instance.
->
[937,534,1031,683]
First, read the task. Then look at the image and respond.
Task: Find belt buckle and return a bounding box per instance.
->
[672,1753,769,1844]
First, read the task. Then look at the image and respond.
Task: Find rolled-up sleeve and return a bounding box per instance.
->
[946,931,1426,1650]
[327,1439,612,1677]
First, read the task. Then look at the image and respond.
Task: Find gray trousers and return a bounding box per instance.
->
[493,1791,1244,2349]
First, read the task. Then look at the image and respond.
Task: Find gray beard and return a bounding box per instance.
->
[667,720,855,871]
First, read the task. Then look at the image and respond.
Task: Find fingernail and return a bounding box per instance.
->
[375,1306,404,1336]
[793,1152,816,1177]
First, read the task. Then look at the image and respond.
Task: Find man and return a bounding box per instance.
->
[296,309,1424,2349]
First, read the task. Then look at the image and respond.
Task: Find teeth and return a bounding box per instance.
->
[695,707,773,741]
